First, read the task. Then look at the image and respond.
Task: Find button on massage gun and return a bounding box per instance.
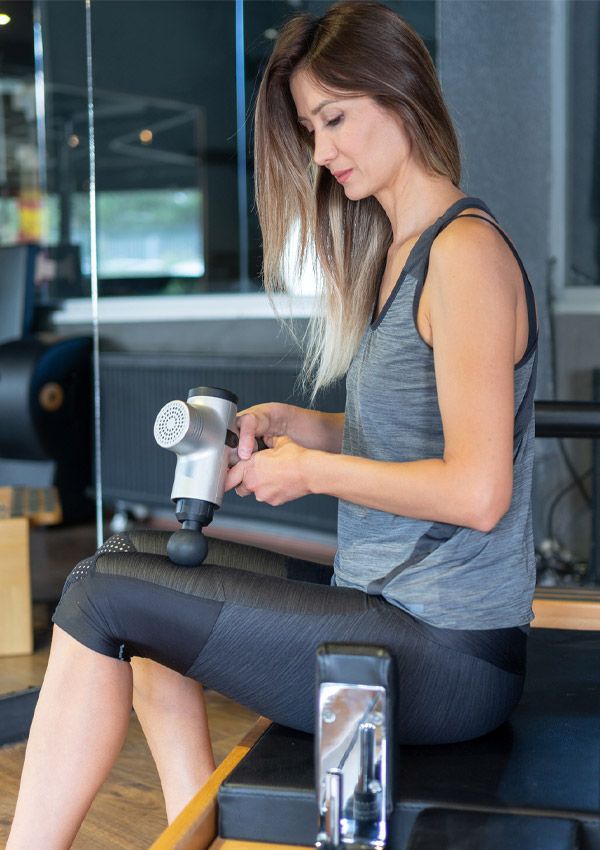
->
[154,386,266,567]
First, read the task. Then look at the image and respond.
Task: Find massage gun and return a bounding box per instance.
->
[154,386,245,567]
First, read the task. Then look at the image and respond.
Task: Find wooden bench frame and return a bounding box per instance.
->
[148,590,600,850]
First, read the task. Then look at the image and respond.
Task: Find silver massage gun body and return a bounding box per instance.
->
[154,386,239,566]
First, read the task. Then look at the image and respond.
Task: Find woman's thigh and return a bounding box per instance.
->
[52,531,524,744]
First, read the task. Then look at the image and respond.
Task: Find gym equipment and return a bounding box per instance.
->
[0,336,93,523]
[154,386,264,567]
[315,644,396,850]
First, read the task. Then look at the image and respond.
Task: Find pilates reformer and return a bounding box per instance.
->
[148,401,600,850]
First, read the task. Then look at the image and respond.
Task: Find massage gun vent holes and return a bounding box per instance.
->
[154,401,189,447]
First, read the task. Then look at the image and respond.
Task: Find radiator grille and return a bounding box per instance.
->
[100,352,345,533]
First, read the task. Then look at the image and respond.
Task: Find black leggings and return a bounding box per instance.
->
[51,530,527,745]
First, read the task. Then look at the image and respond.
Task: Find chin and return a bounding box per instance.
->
[342,183,367,201]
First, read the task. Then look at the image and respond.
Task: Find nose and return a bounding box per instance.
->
[312,129,336,168]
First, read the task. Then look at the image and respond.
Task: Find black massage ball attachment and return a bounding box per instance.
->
[167,525,209,567]
[167,498,215,567]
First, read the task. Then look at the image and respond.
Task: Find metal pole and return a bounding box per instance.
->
[85,0,104,548]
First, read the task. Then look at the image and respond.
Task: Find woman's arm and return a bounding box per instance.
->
[229,218,524,533]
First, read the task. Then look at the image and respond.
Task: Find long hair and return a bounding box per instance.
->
[253,1,461,404]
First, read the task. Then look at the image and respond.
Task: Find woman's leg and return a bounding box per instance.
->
[131,657,215,823]
[6,625,133,850]
[7,530,272,848]
[125,532,327,822]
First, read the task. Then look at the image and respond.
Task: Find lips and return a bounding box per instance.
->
[333,168,352,184]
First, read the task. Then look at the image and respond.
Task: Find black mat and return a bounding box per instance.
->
[0,687,40,745]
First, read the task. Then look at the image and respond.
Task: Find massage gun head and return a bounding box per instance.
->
[153,386,239,567]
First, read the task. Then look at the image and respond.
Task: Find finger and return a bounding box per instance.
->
[224,462,246,492]
[237,413,261,460]
[235,485,251,498]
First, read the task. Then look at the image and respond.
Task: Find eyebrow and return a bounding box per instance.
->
[297,99,339,121]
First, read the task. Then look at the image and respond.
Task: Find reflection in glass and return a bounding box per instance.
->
[39,0,235,298]
[39,81,205,297]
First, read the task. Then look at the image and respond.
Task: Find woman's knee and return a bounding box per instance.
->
[52,570,132,662]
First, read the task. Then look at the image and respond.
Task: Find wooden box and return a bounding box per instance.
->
[0,517,33,656]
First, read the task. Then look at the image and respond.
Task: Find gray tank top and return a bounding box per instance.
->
[333,197,538,630]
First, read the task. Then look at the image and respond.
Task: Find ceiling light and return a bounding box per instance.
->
[139,129,153,144]
[264,28,278,40]
[68,134,79,148]
[0,14,11,25]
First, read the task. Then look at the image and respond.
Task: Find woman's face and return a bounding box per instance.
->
[289,68,413,201]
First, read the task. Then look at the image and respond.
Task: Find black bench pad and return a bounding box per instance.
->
[218,629,600,849]
[404,810,581,850]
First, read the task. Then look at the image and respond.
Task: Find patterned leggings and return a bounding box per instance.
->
[52,530,527,744]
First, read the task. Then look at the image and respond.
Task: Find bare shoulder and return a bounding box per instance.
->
[427,210,521,299]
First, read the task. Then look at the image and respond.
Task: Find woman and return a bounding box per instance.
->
[7,2,538,847]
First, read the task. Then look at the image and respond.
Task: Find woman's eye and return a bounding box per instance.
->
[326,116,342,128]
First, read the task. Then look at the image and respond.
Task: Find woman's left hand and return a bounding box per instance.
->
[224,435,312,505]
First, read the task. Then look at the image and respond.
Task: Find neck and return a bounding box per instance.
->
[375,166,465,249]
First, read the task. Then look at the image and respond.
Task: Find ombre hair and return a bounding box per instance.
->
[253,0,461,403]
